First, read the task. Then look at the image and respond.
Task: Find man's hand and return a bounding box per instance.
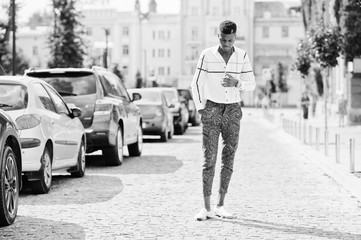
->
[222,73,239,87]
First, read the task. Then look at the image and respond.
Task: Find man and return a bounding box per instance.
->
[191,20,256,221]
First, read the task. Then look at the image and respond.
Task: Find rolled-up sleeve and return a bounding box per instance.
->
[238,52,256,91]
[191,52,207,111]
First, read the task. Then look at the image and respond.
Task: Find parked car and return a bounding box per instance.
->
[157,87,189,134]
[0,76,86,194]
[177,88,201,126]
[128,88,174,142]
[25,66,143,166]
[0,109,22,226]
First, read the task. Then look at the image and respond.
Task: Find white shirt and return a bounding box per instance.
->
[191,45,256,111]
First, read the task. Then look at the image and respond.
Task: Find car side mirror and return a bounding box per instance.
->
[132,92,142,101]
[71,107,82,118]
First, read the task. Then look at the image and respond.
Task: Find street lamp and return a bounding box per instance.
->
[11,0,16,75]
[103,28,109,68]
[137,5,149,87]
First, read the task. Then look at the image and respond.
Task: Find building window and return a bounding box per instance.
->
[152,49,155,57]
[167,67,170,75]
[123,45,129,55]
[158,49,164,58]
[191,27,198,41]
[159,67,164,76]
[262,26,269,38]
[191,6,198,15]
[281,26,289,38]
[167,30,170,39]
[168,49,170,58]
[212,6,219,16]
[32,46,38,56]
[86,27,92,35]
[153,30,156,39]
[122,26,129,36]
[159,30,165,39]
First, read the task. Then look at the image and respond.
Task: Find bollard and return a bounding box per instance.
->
[309,126,312,145]
[303,121,307,144]
[350,138,355,173]
[316,128,320,151]
[335,134,340,163]
[324,129,329,156]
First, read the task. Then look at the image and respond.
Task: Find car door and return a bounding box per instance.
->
[43,84,80,162]
[33,83,71,165]
[103,72,136,144]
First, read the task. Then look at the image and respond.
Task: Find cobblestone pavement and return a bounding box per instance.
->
[1,109,361,240]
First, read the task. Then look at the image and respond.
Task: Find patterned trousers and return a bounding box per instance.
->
[201,100,242,197]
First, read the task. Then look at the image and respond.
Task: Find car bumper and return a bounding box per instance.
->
[142,119,166,135]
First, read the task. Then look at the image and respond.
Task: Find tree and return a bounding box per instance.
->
[310,23,343,129]
[295,38,312,77]
[48,0,85,68]
[342,0,361,61]
[0,2,29,75]
[276,62,288,92]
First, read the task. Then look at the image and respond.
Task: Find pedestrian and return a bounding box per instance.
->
[311,92,318,117]
[112,63,124,83]
[338,95,347,127]
[191,20,256,221]
[301,92,310,120]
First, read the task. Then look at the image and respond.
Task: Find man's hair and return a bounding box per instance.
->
[219,20,237,34]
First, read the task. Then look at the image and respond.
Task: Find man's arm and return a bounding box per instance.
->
[237,52,256,91]
[191,51,207,111]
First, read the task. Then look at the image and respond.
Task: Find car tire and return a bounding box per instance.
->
[0,146,19,226]
[70,141,86,178]
[30,147,52,194]
[128,124,143,156]
[104,128,124,166]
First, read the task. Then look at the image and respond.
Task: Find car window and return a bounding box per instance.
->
[162,90,178,104]
[178,89,192,100]
[99,75,116,96]
[43,85,70,115]
[27,72,96,96]
[0,84,28,110]
[103,72,129,100]
[135,91,161,103]
[33,83,57,113]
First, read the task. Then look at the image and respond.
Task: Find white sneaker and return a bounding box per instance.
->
[213,206,236,219]
[194,208,215,221]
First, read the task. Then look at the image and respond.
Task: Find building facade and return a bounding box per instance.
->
[254,2,304,106]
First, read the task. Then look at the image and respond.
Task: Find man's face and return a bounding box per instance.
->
[218,32,236,52]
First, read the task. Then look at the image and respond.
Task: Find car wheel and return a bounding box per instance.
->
[70,141,86,178]
[104,128,123,166]
[128,124,143,156]
[0,146,19,226]
[30,147,52,194]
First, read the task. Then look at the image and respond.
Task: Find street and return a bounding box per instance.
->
[1,108,361,240]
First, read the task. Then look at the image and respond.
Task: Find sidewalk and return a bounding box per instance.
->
[263,106,361,202]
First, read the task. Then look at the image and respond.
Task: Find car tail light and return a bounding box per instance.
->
[16,114,41,130]
[94,101,112,122]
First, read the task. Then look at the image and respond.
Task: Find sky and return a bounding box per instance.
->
[12,0,301,24]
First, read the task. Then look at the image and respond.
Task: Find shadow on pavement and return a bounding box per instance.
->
[0,216,85,239]
[210,218,361,239]
[20,175,123,205]
[86,155,183,175]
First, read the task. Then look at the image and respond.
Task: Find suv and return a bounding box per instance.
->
[25,66,143,166]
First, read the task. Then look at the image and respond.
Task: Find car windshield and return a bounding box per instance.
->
[0,84,28,110]
[27,72,96,96]
[162,90,178,104]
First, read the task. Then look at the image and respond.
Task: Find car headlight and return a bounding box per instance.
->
[16,114,41,130]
